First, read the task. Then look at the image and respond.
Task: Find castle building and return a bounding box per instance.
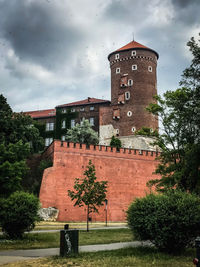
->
[99,40,159,148]
[26,40,159,150]
[39,40,160,222]
[25,98,110,146]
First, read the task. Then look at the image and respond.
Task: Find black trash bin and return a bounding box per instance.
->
[193,237,200,266]
[60,229,79,256]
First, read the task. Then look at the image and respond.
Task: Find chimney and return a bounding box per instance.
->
[88,97,91,102]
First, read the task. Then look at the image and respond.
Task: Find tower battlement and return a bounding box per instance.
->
[43,140,160,164]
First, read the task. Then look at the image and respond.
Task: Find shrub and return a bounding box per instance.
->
[127,190,200,253]
[110,136,122,150]
[0,191,40,239]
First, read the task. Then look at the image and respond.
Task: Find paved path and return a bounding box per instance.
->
[0,241,152,265]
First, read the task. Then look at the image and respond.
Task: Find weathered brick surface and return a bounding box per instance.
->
[39,141,160,222]
[100,47,158,137]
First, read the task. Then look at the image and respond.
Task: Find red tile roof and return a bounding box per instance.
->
[24,98,110,118]
[57,97,110,108]
[108,40,159,59]
[116,41,149,51]
[25,109,56,119]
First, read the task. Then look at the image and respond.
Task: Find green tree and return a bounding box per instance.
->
[0,94,44,152]
[180,33,200,88]
[110,136,122,150]
[0,141,30,198]
[147,88,200,193]
[0,191,40,239]
[0,94,44,197]
[65,119,99,146]
[127,190,200,253]
[68,160,107,231]
[147,34,200,193]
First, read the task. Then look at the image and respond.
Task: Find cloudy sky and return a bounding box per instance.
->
[0,0,199,112]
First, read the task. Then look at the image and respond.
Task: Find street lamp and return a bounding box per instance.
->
[105,199,108,227]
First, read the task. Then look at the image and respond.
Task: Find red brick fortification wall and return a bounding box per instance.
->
[39,140,160,222]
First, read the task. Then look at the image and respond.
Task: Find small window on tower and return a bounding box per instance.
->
[127,111,132,117]
[115,54,119,60]
[131,50,136,56]
[113,109,120,119]
[131,127,136,133]
[125,91,130,100]
[120,76,128,87]
[118,94,125,104]
[128,79,133,86]
[116,67,120,74]
[132,65,137,71]
[148,66,152,72]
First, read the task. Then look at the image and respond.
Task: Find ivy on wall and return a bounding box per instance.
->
[34,121,55,140]
[55,108,78,139]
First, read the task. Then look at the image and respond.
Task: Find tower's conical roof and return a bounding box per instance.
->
[108,40,159,60]
[116,40,148,51]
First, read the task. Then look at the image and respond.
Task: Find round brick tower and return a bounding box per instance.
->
[108,40,159,136]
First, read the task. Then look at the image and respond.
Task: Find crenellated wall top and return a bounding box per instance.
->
[44,140,160,161]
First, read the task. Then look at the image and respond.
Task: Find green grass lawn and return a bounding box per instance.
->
[34,221,127,230]
[2,247,195,267]
[0,228,133,250]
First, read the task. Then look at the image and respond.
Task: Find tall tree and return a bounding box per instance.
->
[0,94,44,197]
[0,141,30,198]
[180,33,200,88]
[0,94,44,152]
[68,160,107,231]
[147,34,200,194]
[65,119,99,146]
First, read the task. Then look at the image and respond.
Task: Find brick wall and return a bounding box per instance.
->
[99,47,158,140]
[39,140,160,222]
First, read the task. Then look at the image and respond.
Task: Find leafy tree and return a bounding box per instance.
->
[0,141,30,198]
[0,191,40,239]
[146,34,200,194]
[147,88,200,193]
[0,94,44,152]
[0,94,44,197]
[180,33,200,88]
[127,190,200,253]
[68,160,107,231]
[65,119,99,146]
[110,136,122,150]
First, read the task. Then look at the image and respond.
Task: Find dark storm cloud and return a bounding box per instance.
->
[0,0,85,70]
[103,0,149,25]
[171,0,200,26]
[172,0,200,9]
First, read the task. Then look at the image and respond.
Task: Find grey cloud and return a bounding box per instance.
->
[172,0,200,9]
[0,0,85,71]
[171,0,200,26]
[102,0,150,25]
